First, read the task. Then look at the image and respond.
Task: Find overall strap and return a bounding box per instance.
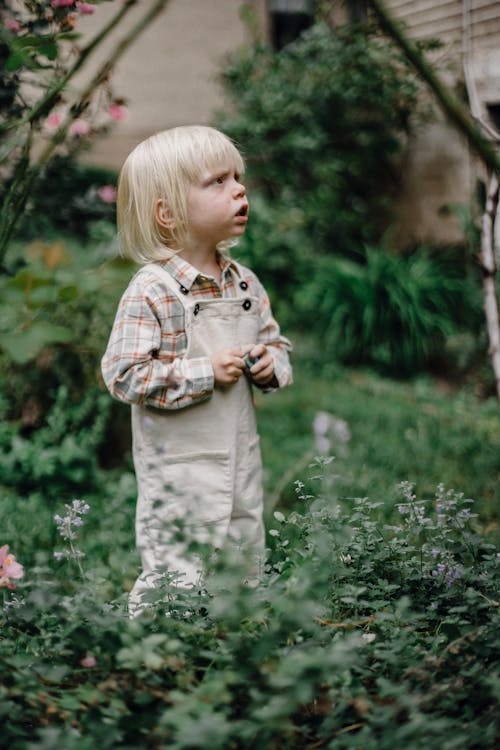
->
[227,259,251,299]
[143,262,190,308]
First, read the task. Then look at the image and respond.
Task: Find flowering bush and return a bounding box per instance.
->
[0,454,498,748]
[0,0,167,258]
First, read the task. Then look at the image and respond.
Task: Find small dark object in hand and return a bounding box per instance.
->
[244,353,260,369]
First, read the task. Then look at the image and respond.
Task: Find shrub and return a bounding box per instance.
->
[220,22,486,376]
[1,464,498,749]
[298,245,482,374]
[0,234,133,418]
[19,155,118,240]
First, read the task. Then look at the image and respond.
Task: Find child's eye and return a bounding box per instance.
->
[214,175,225,185]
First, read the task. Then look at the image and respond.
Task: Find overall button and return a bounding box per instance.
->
[193,303,200,316]
[242,299,252,311]
[179,285,189,295]
[239,280,248,291]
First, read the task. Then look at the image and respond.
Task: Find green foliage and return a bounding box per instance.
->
[0,384,110,499]
[299,246,482,374]
[219,22,422,268]
[20,156,117,240]
[1,468,498,749]
[257,355,500,526]
[0,234,133,416]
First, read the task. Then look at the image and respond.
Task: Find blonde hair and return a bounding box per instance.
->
[116,125,245,263]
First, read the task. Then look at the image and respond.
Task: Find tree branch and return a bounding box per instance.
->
[368,0,500,173]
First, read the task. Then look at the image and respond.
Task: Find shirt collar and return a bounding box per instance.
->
[160,251,240,291]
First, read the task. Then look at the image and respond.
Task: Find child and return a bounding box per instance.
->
[101,125,292,613]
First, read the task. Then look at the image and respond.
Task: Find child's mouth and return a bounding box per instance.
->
[236,205,248,217]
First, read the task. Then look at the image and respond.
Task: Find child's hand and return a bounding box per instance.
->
[244,344,275,386]
[211,348,246,386]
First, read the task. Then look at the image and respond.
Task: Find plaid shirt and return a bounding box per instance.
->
[101,253,293,410]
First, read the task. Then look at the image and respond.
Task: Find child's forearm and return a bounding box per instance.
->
[102,354,214,409]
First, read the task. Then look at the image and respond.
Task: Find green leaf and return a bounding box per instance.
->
[34,664,70,683]
[0,320,72,363]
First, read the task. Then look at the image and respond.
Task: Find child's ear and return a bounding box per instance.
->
[155,199,175,230]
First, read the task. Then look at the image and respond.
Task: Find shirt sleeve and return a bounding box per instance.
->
[101,272,214,410]
[250,272,293,391]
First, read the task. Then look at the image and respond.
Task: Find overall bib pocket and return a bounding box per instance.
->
[144,449,233,527]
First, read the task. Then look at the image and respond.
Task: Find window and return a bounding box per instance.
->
[486,103,500,134]
[268,0,315,50]
[347,0,368,22]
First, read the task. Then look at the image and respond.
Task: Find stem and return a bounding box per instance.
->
[266,449,315,515]
[69,537,86,580]
[368,0,500,174]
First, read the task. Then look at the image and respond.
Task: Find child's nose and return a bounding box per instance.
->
[233,179,246,196]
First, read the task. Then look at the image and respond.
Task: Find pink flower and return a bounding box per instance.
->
[76,2,95,13]
[97,185,117,204]
[4,18,21,32]
[80,654,97,668]
[51,0,75,7]
[0,545,24,589]
[108,103,128,122]
[69,118,90,136]
[45,112,63,130]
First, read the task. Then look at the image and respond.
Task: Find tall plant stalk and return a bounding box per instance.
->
[479,175,500,398]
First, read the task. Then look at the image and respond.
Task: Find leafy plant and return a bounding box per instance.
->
[299,245,482,374]
[19,155,118,240]
[0,384,111,499]
[0,233,133,430]
[0,461,498,749]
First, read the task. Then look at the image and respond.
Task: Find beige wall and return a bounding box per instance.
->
[79,0,256,169]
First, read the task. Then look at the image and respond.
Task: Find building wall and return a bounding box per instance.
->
[379,0,500,246]
[79,0,253,169]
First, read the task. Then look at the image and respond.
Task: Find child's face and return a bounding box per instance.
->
[184,162,249,252]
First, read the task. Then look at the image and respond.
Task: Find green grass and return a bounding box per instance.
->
[257,337,500,533]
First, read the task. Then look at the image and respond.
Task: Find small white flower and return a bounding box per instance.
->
[313,411,330,436]
[361,632,376,643]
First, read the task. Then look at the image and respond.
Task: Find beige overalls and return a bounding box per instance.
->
[129,261,265,610]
